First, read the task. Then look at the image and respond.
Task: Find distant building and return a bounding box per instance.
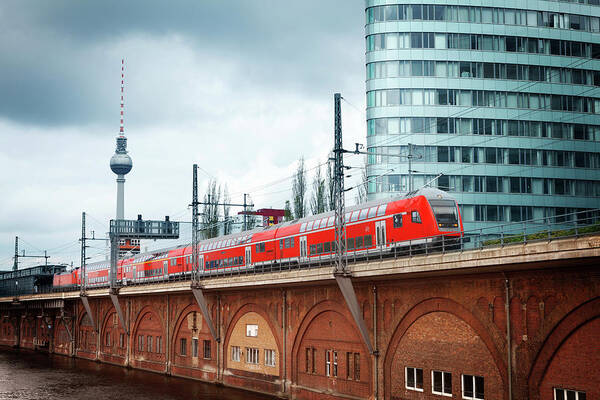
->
[365,1,600,234]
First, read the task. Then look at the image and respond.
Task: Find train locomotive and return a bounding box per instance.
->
[53,188,463,290]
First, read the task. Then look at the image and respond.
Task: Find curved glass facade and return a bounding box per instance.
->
[365,1,600,232]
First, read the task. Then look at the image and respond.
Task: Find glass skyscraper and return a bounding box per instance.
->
[365,1,600,234]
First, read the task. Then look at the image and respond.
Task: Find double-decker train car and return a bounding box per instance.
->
[53,188,462,289]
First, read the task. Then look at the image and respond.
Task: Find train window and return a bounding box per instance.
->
[367,207,378,218]
[345,212,351,223]
[324,242,331,252]
[319,219,327,229]
[280,239,284,250]
[300,223,307,233]
[310,245,317,255]
[315,243,322,253]
[412,211,422,224]
[393,214,403,228]
[285,237,292,248]
[364,235,373,247]
[308,221,315,231]
[163,261,168,268]
[170,258,176,266]
[377,204,387,216]
[349,212,359,222]
[348,238,355,250]
[359,209,368,220]
[327,216,334,227]
[356,236,364,249]
[332,241,337,251]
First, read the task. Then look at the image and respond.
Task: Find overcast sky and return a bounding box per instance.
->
[0,1,367,268]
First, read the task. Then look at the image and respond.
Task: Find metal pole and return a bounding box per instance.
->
[81,212,86,294]
[408,143,413,192]
[333,93,347,274]
[192,164,199,283]
[13,236,18,271]
[243,194,248,232]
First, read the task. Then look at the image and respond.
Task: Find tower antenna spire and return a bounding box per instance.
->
[120,58,125,136]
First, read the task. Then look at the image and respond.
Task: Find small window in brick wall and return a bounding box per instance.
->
[554,388,586,400]
[406,367,423,391]
[462,374,484,400]
[203,340,211,359]
[180,338,187,356]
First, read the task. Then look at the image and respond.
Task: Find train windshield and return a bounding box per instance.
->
[429,199,459,229]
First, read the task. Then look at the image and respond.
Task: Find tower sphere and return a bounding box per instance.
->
[110,152,132,175]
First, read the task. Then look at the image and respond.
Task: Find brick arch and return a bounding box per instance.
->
[170,303,202,361]
[290,299,372,396]
[131,304,165,362]
[99,306,126,358]
[383,297,507,399]
[222,302,282,371]
[528,297,600,400]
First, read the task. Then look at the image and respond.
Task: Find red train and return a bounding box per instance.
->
[53,188,463,289]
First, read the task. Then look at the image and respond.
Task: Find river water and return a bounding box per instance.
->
[0,348,275,400]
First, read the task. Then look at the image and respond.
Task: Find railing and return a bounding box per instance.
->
[7,208,600,296]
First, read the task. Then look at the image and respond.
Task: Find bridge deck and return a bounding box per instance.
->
[2,235,599,302]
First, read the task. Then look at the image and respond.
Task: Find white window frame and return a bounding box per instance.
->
[264,349,276,367]
[231,346,241,362]
[462,374,484,400]
[554,388,586,400]
[246,324,258,337]
[405,366,424,392]
[326,350,331,377]
[432,370,452,396]
[246,347,259,364]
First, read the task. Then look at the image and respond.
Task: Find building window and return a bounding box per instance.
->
[147,335,153,353]
[305,348,311,372]
[192,338,198,357]
[156,336,162,353]
[119,333,124,348]
[554,388,586,400]
[354,353,360,381]
[462,374,484,399]
[246,347,259,364]
[138,335,144,352]
[406,367,424,391]
[346,352,352,379]
[180,338,187,356]
[246,324,258,337]
[231,346,241,362]
[312,348,317,373]
[105,332,110,346]
[325,350,338,377]
[203,340,211,359]
[433,370,452,396]
[265,349,276,367]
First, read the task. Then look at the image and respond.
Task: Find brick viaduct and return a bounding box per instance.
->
[0,235,598,400]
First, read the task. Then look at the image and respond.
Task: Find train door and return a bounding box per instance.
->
[299,236,308,262]
[376,220,387,249]
[132,266,136,282]
[198,254,204,272]
[245,246,252,267]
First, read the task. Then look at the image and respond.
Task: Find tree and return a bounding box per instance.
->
[283,200,293,221]
[222,184,233,235]
[326,153,335,211]
[292,157,307,219]
[355,162,368,205]
[201,179,221,239]
[310,163,326,215]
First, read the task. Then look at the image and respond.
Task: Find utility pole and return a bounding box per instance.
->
[192,164,199,284]
[12,236,50,270]
[331,93,375,355]
[13,236,18,271]
[81,212,87,294]
[333,93,347,275]
[190,164,220,344]
[243,194,248,232]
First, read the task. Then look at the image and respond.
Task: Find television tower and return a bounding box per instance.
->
[109,59,132,220]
